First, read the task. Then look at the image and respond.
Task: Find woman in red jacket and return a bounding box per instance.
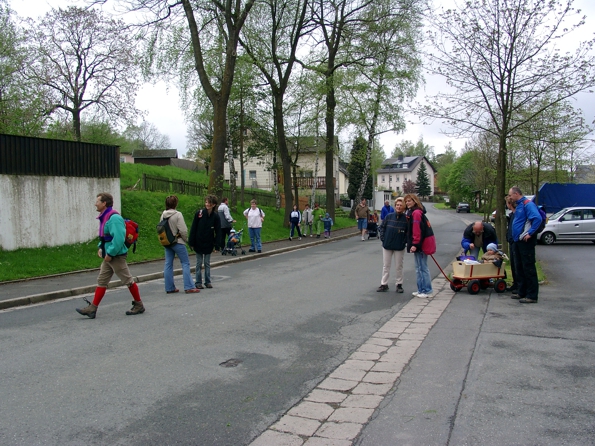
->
[404,194,436,299]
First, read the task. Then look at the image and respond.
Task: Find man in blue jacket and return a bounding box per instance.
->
[461,221,498,259]
[380,200,394,221]
[377,198,408,293]
[508,186,543,304]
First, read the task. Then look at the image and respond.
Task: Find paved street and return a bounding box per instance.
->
[1,205,594,445]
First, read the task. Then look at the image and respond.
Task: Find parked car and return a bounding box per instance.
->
[456,202,470,213]
[537,207,595,245]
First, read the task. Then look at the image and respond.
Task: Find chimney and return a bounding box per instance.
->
[398,155,403,161]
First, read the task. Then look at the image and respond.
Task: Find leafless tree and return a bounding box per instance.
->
[27,7,141,141]
[423,0,595,241]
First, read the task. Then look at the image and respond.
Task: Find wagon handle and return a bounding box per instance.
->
[430,254,455,286]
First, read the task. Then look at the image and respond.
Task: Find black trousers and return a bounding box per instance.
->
[511,237,539,301]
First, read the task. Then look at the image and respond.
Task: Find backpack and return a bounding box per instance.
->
[524,199,547,234]
[156,217,177,246]
[100,210,139,253]
[124,219,139,253]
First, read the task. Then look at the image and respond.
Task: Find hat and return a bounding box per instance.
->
[487,243,498,252]
[230,229,236,233]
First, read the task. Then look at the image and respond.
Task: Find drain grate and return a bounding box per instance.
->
[219,358,243,368]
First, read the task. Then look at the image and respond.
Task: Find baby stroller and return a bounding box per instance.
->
[367,217,379,239]
[221,227,246,256]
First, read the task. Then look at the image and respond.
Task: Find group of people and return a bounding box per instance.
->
[376,194,436,298]
[459,186,542,304]
[76,193,269,319]
[288,202,332,240]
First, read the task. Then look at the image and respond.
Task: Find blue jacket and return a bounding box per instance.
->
[380,204,394,220]
[461,222,498,254]
[512,197,542,240]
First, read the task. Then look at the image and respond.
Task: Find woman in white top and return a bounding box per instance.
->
[243,199,265,253]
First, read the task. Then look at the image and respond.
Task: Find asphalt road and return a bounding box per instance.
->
[0,207,487,445]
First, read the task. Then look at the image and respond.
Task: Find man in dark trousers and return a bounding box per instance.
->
[189,195,221,289]
[508,186,542,304]
[377,197,408,293]
[461,220,498,259]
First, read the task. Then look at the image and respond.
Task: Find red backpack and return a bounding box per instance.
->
[101,210,139,253]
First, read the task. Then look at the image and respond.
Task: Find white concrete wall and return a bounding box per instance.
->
[0,175,121,251]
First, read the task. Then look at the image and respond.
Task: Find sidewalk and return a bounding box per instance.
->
[0,227,360,310]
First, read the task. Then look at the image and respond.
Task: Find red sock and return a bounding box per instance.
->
[92,287,107,306]
[128,282,141,302]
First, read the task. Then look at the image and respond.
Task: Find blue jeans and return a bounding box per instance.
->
[290,223,302,238]
[195,253,211,285]
[164,243,195,292]
[248,227,262,251]
[414,251,433,294]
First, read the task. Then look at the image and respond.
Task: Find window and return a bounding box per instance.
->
[381,176,385,182]
[389,175,392,181]
[119,156,126,163]
[583,210,594,220]
[396,177,400,182]
[566,210,582,221]
[249,170,257,180]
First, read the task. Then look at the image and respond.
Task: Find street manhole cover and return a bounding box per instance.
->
[219,358,243,368]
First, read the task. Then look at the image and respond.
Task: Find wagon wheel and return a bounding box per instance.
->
[467,280,481,295]
[450,278,464,292]
[494,279,507,293]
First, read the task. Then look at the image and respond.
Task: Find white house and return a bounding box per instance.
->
[223,136,349,199]
[376,155,435,196]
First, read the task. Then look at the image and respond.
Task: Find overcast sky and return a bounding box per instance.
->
[10,0,595,159]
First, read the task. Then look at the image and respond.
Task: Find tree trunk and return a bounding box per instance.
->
[226,115,236,206]
[273,95,293,226]
[324,74,336,219]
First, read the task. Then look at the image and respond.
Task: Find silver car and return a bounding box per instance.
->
[537,207,595,245]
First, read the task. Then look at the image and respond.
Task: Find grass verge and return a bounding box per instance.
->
[0,189,355,282]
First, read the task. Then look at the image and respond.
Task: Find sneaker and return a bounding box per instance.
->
[185,288,201,294]
[289,237,292,241]
[519,298,537,304]
[416,293,429,299]
[396,284,404,293]
[166,289,179,294]
[125,301,145,315]
[412,291,420,297]
[298,237,302,240]
[76,302,97,319]
[196,284,204,289]
[316,235,320,238]
[249,248,255,252]
[310,235,313,237]
[205,283,213,289]
[377,284,389,292]
[258,250,262,253]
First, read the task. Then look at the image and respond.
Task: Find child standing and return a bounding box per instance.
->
[321,212,334,238]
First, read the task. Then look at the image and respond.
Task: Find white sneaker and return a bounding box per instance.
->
[416,293,429,298]
[412,292,420,297]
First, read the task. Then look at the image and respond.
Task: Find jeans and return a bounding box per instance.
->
[195,253,212,285]
[164,243,195,291]
[248,227,262,250]
[414,251,433,294]
[467,246,480,260]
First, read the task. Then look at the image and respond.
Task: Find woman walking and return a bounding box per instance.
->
[404,194,436,298]
[161,195,200,294]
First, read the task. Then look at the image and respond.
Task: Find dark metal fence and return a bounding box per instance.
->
[0,133,119,177]
[142,174,206,196]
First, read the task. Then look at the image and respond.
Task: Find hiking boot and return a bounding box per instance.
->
[196,283,204,289]
[205,283,213,289]
[519,298,538,304]
[125,301,145,315]
[377,284,389,292]
[76,303,97,319]
[396,284,404,293]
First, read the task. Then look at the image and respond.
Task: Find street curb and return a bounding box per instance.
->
[0,231,359,311]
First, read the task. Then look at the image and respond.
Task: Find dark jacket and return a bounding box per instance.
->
[506,212,515,244]
[461,222,498,253]
[188,208,221,254]
[380,211,407,251]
